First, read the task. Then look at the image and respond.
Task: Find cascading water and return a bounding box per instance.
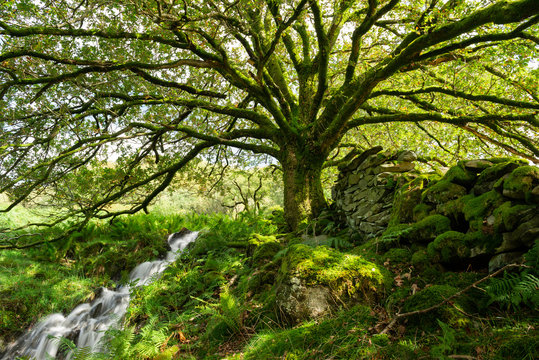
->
[1,229,198,360]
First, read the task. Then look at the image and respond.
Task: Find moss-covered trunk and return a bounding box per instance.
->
[282,146,327,231]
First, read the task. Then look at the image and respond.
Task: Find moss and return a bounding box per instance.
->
[278,244,385,298]
[472,161,521,196]
[421,180,467,204]
[427,231,470,264]
[402,285,470,328]
[412,203,431,222]
[495,333,539,360]
[383,248,412,264]
[389,176,430,225]
[411,249,429,268]
[493,202,536,233]
[463,230,501,254]
[403,214,452,244]
[249,234,282,264]
[502,165,539,202]
[443,163,477,187]
[462,190,504,231]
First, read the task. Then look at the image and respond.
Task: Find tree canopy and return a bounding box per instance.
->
[1,0,538,241]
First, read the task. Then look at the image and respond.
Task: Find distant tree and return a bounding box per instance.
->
[0,0,538,239]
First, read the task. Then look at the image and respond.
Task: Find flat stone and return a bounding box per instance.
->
[340,146,383,172]
[359,221,378,234]
[358,154,388,171]
[397,150,417,162]
[464,159,494,172]
[348,173,362,186]
[376,161,415,173]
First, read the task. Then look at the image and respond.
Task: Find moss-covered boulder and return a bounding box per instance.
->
[462,190,505,232]
[275,244,385,322]
[472,160,522,195]
[412,203,432,222]
[422,180,467,205]
[402,214,452,244]
[427,231,470,264]
[443,162,477,188]
[492,202,536,233]
[502,166,539,202]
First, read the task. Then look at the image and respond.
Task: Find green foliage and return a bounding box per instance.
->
[196,286,246,339]
[485,272,539,309]
[430,320,457,360]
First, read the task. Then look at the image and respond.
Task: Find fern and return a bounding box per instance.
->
[486,271,539,309]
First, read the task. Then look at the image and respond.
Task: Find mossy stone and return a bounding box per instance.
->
[389,176,430,225]
[464,230,501,254]
[412,203,432,222]
[493,201,536,233]
[383,248,412,264]
[278,244,384,298]
[472,160,522,195]
[443,163,477,187]
[402,214,452,244]
[411,249,429,268]
[462,190,504,231]
[421,180,467,205]
[502,165,539,202]
[427,231,470,264]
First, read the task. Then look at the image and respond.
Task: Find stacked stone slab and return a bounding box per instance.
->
[333,147,539,272]
[332,147,418,239]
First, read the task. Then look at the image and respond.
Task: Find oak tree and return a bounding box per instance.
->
[1,0,538,239]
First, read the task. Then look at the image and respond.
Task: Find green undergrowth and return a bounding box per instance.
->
[1,210,538,359]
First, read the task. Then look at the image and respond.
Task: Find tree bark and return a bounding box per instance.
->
[281,145,327,230]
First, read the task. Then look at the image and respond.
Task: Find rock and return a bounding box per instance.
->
[276,244,384,322]
[502,166,539,201]
[422,180,467,204]
[276,277,333,322]
[464,159,493,172]
[489,252,524,273]
[473,161,522,195]
[397,150,417,162]
[340,146,383,172]
[402,214,452,244]
[496,216,539,253]
[427,231,470,264]
[348,173,362,186]
[443,163,477,187]
[375,161,415,173]
[358,154,388,171]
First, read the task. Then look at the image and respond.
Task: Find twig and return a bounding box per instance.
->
[379,263,526,334]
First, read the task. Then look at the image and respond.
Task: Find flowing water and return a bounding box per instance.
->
[1,229,198,360]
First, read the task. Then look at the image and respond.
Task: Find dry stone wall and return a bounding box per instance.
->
[332,147,539,272]
[332,146,419,239]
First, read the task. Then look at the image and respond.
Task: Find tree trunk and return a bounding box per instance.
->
[282,146,327,231]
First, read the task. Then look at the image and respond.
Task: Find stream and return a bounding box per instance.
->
[1,229,198,360]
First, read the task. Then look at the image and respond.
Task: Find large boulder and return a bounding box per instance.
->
[275,244,384,323]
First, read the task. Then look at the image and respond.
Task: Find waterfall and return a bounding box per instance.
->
[1,229,198,360]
